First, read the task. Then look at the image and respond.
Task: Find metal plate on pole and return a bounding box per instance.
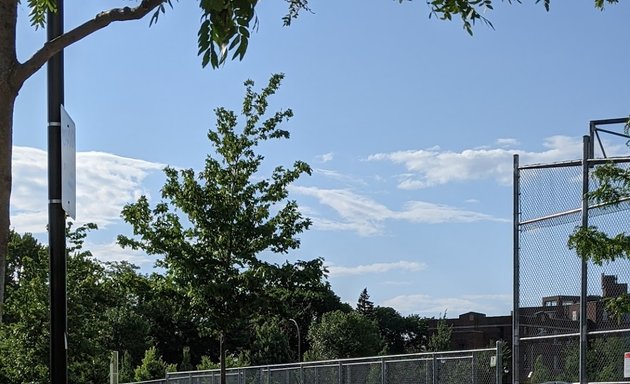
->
[60,105,75,219]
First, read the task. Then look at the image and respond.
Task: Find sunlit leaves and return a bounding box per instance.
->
[604,294,630,324]
[568,226,630,266]
[118,74,311,342]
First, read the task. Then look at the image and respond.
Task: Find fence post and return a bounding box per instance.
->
[432,354,437,384]
[338,361,343,384]
[496,340,503,384]
[471,351,476,384]
[579,134,591,384]
[512,154,520,384]
[381,358,385,384]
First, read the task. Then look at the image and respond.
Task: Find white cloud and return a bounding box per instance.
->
[383,293,512,317]
[316,152,334,163]
[367,135,630,190]
[292,186,505,236]
[87,240,156,266]
[11,146,163,234]
[328,260,427,277]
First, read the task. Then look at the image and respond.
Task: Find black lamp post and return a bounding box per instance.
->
[47,1,67,383]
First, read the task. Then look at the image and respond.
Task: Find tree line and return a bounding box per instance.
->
[0,226,453,383]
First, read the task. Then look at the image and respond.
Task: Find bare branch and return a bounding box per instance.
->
[12,0,166,89]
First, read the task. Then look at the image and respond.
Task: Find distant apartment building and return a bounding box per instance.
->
[427,274,630,382]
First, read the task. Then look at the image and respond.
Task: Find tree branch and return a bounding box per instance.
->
[12,0,166,89]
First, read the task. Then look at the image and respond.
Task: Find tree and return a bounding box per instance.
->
[305,310,382,360]
[427,312,452,352]
[118,74,312,383]
[371,306,429,355]
[134,346,170,382]
[356,287,375,319]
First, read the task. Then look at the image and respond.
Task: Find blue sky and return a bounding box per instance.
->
[10,1,630,317]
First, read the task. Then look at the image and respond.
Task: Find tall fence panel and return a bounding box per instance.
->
[514,121,630,383]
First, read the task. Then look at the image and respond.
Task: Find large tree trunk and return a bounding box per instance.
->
[0,90,15,324]
[0,0,18,324]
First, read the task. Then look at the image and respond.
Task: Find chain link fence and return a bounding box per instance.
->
[514,119,630,383]
[126,347,502,384]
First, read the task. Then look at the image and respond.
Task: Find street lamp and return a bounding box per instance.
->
[289,318,301,362]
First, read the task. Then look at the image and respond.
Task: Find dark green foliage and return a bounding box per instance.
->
[119,351,135,383]
[0,225,168,384]
[373,307,428,354]
[250,317,292,365]
[356,287,375,318]
[0,231,49,383]
[306,310,383,360]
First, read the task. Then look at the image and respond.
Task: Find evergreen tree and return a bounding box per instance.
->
[356,288,375,318]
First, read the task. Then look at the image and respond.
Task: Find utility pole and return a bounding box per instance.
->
[289,318,301,362]
[48,1,67,383]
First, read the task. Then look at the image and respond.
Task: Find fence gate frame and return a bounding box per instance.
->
[513,117,630,384]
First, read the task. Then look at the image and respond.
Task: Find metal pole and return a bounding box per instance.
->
[496,340,503,384]
[512,154,520,384]
[579,135,590,384]
[289,319,301,362]
[47,1,67,383]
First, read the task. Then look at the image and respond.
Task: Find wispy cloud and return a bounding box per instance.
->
[314,168,366,186]
[367,136,630,190]
[12,146,163,234]
[316,152,334,163]
[292,186,504,236]
[496,138,519,147]
[328,260,427,277]
[383,293,512,317]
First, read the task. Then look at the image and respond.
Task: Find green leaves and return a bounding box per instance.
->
[567,162,630,266]
[568,226,630,266]
[427,0,495,35]
[26,0,57,29]
[150,0,175,26]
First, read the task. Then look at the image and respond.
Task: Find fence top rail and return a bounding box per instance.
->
[517,155,630,170]
[166,347,497,377]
